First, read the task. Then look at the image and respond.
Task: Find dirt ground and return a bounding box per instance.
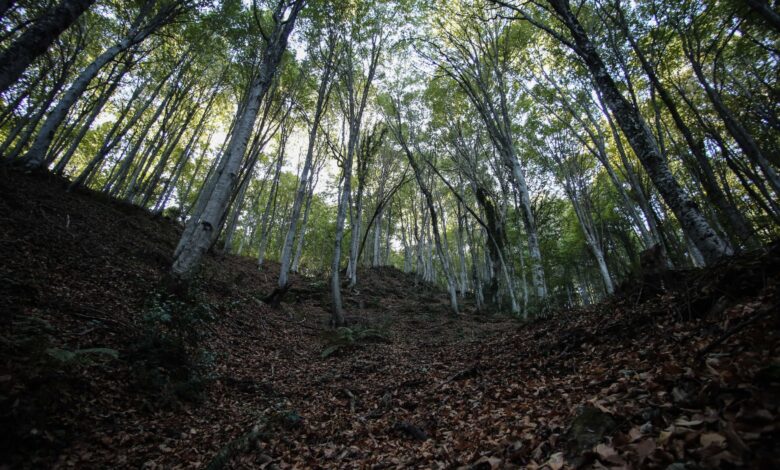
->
[1,170,778,469]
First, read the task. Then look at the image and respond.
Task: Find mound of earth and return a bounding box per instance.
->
[1,169,778,469]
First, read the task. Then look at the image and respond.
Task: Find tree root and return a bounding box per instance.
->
[206,418,269,470]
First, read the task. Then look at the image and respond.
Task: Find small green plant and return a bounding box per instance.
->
[45,347,118,365]
[162,206,183,222]
[0,315,53,355]
[129,286,216,406]
[321,326,390,358]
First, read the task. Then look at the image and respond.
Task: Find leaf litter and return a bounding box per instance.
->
[1,171,778,469]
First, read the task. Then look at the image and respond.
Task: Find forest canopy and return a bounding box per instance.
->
[1,0,779,321]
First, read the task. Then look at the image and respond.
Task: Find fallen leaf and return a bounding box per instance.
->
[546,452,565,470]
[700,433,727,448]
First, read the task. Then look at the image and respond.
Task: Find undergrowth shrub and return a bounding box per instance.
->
[0,314,119,463]
[128,285,215,407]
[321,325,390,358]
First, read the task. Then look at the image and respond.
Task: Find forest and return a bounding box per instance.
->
[0,0,779,468]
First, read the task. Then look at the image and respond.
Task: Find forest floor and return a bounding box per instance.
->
[1,169,779,469]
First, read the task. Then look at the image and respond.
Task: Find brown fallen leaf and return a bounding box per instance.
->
[595,443,617,459]
[472,455,502,469]
[545,452,565,470]
[699,432,727,448]
[633,438,656,459]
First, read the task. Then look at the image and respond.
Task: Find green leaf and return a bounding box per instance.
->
[45,347,119,364]
[321,344,341,358]
[78,348,120,360]
[45,348,76,362]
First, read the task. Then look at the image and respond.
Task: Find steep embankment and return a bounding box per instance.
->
[1,170,778,469]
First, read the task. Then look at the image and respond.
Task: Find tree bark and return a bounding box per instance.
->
[291,167,318,272]
[257,130,287,267]
[171,0,304,280]
[278,34,337,287]
[389,101,459,314]
[21,3,179,169]
[0,0,96,94]
[543,0,732,265]
[620,21,758,248]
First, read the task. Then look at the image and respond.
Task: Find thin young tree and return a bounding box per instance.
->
[171,0,305,281]
[0,0,97,94]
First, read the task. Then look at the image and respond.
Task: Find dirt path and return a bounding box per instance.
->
[1,171,778,469]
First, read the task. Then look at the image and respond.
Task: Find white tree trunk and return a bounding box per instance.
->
[171,1,302,279]
[545,0,732,265]
[291,171,317,272]
[22,4,174,169]
[257,140,286,267]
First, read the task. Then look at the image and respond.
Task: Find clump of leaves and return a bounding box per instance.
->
[161,205,183,222]
[321,326,390,358]
[45,347,118,365]
[128,285,216,406]
[0,315,53,356]
[2,315,118,367]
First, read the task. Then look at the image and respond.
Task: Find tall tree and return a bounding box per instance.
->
[278,25,339,289]
[329,3,385,325]
[20,0,189,170]
[171,0,305,280]
[0,0,96,94]
[494,0,734,265]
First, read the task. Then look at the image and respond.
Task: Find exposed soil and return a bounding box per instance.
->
[1,169,778,469]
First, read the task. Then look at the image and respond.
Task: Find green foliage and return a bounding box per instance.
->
[0,315,53,355]
[45,347,119,365]
[321,325,390,358]
[128,287,216,406]
[1,314,119,369]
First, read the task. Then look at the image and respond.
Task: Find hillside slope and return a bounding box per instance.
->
[1,170,778,469]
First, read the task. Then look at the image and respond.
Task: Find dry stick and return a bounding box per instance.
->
[356,170,410,262]
[696,304,776,362]
[422,156,520,314]
[205,418,269,470]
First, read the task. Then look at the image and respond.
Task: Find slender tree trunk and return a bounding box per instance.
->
[122,114,171,201]
[278,38,336,287]
[505,150,547,299]
[687,50,780,197]
[392,127,459,314]
[543,0,732,265]
[21,7,173,169]
[257,139,286,267]
[1,75,66,160]
[466,217,485,311]
[616,16,757,247]
[222,164,255,252]
[330,36,383,323]
[171,0,304,280]
[456,201,469,295]
[571,192,614,294]
[383,207,392,264]
[597,91,666,250]
[291,169,317,272]
[73,78,159,188]
[137,117,192,207]
[0,0,96,94]
[401,215,412,273]
[54,64,133,176]
[331,169,351,325]
[178,132,212,214]
[347,175,365,287]
[372,214,382,266]
[153,95,214,213]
